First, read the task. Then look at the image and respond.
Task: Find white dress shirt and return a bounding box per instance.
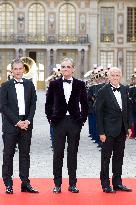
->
[111,83,122,110]
[62,77,73,115]
[14,78,25,115]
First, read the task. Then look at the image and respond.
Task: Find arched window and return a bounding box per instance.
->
[28,3,45,34]
[59,3,76,34]
[0,3,14,34]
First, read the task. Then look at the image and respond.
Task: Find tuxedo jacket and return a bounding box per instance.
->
[0,86,1,113]
[45,77,88,126]
[95,83,132,137]
[87,85,95,114]
[1,78,37,133]
[129,86,136,112]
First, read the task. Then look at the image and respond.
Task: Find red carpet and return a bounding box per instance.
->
[0,178,135,205]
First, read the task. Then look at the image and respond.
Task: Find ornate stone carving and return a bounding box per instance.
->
[117,14,124,34]
[18,12,25,31]
[48,13,56,33]
[117,37,124,44]
[18,48,23,58]
[118,0,124,10]
[117,49,123,69]
[80,13,86,33]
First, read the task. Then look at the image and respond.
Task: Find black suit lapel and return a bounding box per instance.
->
[68,78,77,104]
[58,78,67,104]
[120,85,127,111]
[23,79,28,103]
[12,78,27,108]
[107,84,121,110]
[10,79,18,106]
[59,78,78,105]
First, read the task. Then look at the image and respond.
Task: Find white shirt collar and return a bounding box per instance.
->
[110,83,120,88]
[14,78,23,83]
[62,76,73,81]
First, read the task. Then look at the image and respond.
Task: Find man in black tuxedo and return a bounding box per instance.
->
[1,58,38,194]
[129,80,136,139]
[96,67,132,193]
[45,58,88,193]
[0,86,1,113]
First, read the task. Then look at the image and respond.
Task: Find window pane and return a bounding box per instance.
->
[100,7,114,42]
[100,7,114,34]
[0,3,14,34]
[100,51,114,68]
[0,50,15,80]
[36,51,45,80]
[127,7,136,42]
[59,3,76,34]
[28,3,45,34]
[38,71,44,81]
[126,51,136,79]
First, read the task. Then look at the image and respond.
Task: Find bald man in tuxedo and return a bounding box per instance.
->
[96,67,132,193]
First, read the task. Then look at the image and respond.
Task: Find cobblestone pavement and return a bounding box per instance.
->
[0,91,136,179]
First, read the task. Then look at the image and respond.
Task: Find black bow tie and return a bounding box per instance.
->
[14,80,23,84]
[112,87,120,92]
[63,79,71,84]
[110,84,120,92]
[110,85,120,92]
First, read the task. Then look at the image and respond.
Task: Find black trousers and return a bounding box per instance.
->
[2,129,32,186]
[100,128,126,188]
[52,116,81,186]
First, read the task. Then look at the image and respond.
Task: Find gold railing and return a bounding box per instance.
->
[0,33,89,44]
[101,34,114,42]
[127,35,136,42]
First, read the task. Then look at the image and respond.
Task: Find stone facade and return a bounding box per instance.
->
[0,0,135,88]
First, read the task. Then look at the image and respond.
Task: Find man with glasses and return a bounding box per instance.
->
[45,57,88,193]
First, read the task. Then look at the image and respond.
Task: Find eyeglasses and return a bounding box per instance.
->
[61,65,72,69]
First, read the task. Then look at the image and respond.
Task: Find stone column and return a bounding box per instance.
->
[50,49,54,69]
[84,49,89,74]
[53,48,57,66]
[77,49,82,78]
[88,0,98,66]
[46,49,50,76]
[80,49,85,79]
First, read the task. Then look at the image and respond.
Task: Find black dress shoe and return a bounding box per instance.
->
[113,184,132,192]
[103,186,116,193]
[68,186,79,193]
[6,186,13,194]
[21,184,39,193]
[53,186,61,193]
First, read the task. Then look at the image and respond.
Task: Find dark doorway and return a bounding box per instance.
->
[29,52,36,63]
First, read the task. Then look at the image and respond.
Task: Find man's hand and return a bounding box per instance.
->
[17,121,25,129]
[100,134,106,142]
[127,129,132,139]
[17,120,30,130]
[23,120,30,129]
